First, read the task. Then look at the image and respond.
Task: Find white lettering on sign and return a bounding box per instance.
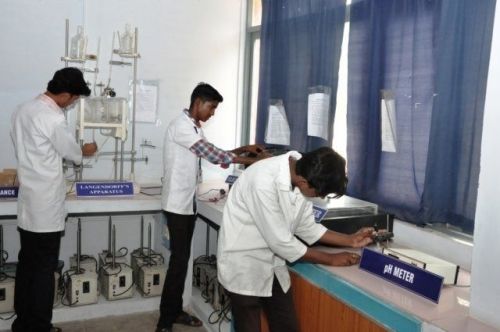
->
[0,189,16,195]
[393,266,415,284]
[383,264,393,275]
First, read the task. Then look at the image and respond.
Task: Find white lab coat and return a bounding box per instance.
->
[161,111,204,214]
[217,151,328,296]
[10,94,82,232]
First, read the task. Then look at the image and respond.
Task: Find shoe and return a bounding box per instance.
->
[174,311,202,327]
[155,327,173,332]
[50,327,62,332]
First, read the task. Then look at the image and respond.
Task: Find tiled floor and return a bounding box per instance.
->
[0,311,207,332]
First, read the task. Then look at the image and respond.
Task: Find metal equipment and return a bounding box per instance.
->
[99,224,134,300]
[319,195,393,234]
[66,218,99,306]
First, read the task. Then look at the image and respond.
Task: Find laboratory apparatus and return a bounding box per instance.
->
[99,225,134,301]
[0,226,15,314]
[66,219,99,306]
[134,221,165,297]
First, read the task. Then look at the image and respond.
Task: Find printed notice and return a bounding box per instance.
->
[381,97,397,152]
[265,103,290,145]
[307,92,330,140]
[133,81,159,123]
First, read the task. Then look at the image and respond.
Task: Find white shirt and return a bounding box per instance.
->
[217,151,328,296]
[10,94,82,232]
[161,111,204,214]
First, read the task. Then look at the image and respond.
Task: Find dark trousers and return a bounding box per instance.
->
[227,277,299,332]
[157,211,196,329]
[12,228,61,332]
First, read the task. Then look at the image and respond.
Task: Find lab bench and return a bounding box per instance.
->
[194,198,496,332]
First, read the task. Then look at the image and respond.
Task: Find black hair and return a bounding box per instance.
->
[47,67,91,96]
[295,147,348,198]
[189,82,223,109]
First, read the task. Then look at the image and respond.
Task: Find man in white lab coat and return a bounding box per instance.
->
[10,67,97,332]
[157,83,265,332]
[217,147,374,332]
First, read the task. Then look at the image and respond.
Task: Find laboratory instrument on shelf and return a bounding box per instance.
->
[99,224,134,301]
[131,218,165,297]
[66,218,99,306]
[0,226,15,314]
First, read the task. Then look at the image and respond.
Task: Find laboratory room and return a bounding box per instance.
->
[0,0,499,332]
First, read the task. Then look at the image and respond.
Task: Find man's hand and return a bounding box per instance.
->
[82,142,98,157]
[244,144,265,155]
[329,252,361,266]
[350,227,375,248]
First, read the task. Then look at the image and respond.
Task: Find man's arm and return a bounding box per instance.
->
[190,139,265,166]
[301,248,362,266]
[317,227,374,248]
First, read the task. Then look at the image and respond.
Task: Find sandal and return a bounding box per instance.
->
[175,311,203,327]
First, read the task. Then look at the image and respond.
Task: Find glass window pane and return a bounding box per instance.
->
[249,38,260,144]
[251,0,262,27]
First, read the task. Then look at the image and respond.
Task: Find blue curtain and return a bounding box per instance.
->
[422,0,496,233]
[256,0,346,152]
[347,0,496,233]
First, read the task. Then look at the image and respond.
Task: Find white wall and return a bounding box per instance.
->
[470,0,500,328]
[0,0,244,183]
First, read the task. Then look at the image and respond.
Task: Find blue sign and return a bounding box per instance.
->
[225,175,238,185]
[312,205,327,223]
[76,182,134,197]
[359,248,443,303]
[0,186,18,199]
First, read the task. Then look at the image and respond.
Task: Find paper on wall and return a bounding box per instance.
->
[130,80,159,123]
[381,95,397,152]
[265,101,290,145]
[307,92,330,140]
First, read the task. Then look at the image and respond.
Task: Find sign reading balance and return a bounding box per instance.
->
[76,182,134,197]
[359,248,444,303]
[0,186,18,198]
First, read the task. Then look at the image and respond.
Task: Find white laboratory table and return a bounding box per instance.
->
[0,193,162,220]
[195,199,498,332]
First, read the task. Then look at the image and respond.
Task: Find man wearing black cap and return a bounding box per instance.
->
[10,67,97,332]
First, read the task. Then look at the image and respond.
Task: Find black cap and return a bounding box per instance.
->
[47,67,91,96]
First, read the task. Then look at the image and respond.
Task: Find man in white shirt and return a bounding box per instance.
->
[217,147,374,332]
[157,83,266,332]
[10,67,97,332]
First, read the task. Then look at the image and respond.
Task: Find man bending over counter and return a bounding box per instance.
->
[217,147,374,332]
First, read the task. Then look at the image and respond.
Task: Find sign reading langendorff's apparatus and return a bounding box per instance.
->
[76,182,134,197]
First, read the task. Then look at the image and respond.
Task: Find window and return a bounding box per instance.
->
[241,0,262,145]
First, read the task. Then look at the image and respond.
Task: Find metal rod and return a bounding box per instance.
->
[130,27,139,180]
[140,215,144,253]
[113,157,148,163]
[77,218,81,273]
[147,223,152,266]
[99,150,134,156]
[120,140,125,181]
[108,216,112,253]
[114,138,118,180]
[112,225,116,269]
[65,19,69,60]
[206,223,210,257]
